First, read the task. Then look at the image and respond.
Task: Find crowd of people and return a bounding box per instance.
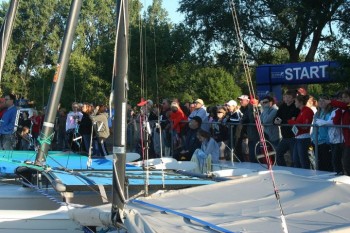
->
[0,95,111,157]
[0,88,349,176]
[129,88,350,175]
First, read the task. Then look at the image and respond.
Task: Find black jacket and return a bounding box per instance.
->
[274,102,300,138]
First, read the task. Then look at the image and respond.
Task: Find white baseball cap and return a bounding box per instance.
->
[226,100,237,106]
[237,95,250,100]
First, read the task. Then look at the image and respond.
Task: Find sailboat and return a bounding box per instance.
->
[2,0,350,232]
[0,1,214,231]
[67,1,350,233]
[0,1,88,232]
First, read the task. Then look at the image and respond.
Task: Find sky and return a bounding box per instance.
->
[0,0,184,23]
[142,0,184,23]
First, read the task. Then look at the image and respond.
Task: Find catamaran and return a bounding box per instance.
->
[1,0,350,232]
[0,0,212,232]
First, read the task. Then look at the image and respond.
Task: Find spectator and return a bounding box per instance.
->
[260,96,281,148]
[191,129,220,173]
[225,100,243,160]
[169,101,187,149]
[16,111,32,150]
[274,90,300,166]
[307,95,318,114]
[288,94,314,169]
[188,99,209,131]
[321,93,344,174]
[20,126,32,150]
[176,116,202,161]
[0,94,17,150]
[79,103,94,154]
[66,102,83,152]
[189,102,195,113]
[159,99,171,157]
[312,95,332,171]
[211,106,228,160]
[325,90,350,175]
[91,104,110,157]
[30,110,42,145]
[182,101,191,117]
[241,96,260,163]
[237,95,250,161]
[57,108,68,151]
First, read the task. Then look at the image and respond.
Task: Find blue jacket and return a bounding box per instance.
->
[312,110,331,145]
[0,105,17,134]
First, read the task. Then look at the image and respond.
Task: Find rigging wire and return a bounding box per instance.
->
[229,1,289,232]
[0,14,8,84]
[139,1,150,196]
[139,11,145,99]
[150,11,166,188]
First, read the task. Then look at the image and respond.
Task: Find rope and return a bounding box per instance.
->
[149,6,166,189]
[229,1,289,233]
[37,132,55,146]
[0,13,8,84]
[17,173,68,207]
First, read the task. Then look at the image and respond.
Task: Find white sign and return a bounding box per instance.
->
[285,65,328,81]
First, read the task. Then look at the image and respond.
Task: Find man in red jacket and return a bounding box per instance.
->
[325,90,350,176]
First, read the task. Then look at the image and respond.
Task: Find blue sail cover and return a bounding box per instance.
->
[0,150,214,191]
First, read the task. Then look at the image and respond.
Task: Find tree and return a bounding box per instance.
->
[178,0,348,64]
[0,0,119,108]
[128,0,194,104]
[158,64,241,105]
[0,0,59,98]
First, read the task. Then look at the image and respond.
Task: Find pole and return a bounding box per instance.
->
[111,0,128,224]
[0,0,19,85]
[35,0,82,165]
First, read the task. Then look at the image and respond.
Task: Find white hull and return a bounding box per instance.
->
[0,208,83,233]
[0,182,83,232]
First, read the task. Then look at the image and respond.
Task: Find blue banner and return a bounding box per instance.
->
[256,61,338,85]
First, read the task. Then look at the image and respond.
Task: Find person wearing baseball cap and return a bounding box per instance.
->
[194,99,204,106]
[237,95,250,115]
[225,100,237,113]
[225,99,243,160]
[237,95,249,100]
[188,98,209,131]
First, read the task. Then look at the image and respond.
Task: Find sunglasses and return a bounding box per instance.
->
[261,101,269,104]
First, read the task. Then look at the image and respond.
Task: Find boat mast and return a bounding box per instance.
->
[111,0,128,224]
[35,0,82,165]
[0,0,19,85]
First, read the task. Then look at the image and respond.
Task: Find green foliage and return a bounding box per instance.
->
[192,67,241,105]
[0,0,349,110]
[178,0,349,64]
[128,1,194,105]
[157,64,241,105]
